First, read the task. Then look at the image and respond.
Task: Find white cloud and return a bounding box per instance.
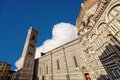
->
[15,58,23,71]
[35,22,78,58]
[15,22,78,70]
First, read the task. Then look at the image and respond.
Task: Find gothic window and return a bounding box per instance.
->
[108,5,120,34]
[57,60,60,70]
[73,56,78,67]
[108,5,120,21]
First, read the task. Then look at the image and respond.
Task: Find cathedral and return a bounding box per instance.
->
[16,0,120,80]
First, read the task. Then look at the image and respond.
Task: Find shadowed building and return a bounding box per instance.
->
[7,70,17,80]
[0,62,11,80]
[33,59,39,80]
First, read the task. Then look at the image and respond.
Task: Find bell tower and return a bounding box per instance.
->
[17,27,38,80]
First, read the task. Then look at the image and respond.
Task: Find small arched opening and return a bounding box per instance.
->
[82,66,91,80]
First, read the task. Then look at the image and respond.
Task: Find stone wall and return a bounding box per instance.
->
[38,0,120,80]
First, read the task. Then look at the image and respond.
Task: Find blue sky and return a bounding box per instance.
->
[0,0,83,70]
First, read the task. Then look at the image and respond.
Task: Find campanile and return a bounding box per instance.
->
[17,27,38,80]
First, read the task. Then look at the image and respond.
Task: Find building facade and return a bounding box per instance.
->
[38,0,120,80]
[0,62,16,80]
[16,27,38,80]
[0,62,11,80]
[7,70,17,80]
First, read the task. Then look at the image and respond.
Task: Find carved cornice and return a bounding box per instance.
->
[83,0,100,10]
[93,0,108,21]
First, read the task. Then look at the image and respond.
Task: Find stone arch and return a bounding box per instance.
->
[105,3,120,35]
[106,34,114,42]
[108,4,120,21]
[90,33,97,42]
[97,23,107,34]
[106,2,120,22]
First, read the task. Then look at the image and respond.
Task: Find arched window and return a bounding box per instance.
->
[73,56,78,67]
[107,4,120,34]
[91,34,97,42]
[97,23,106,34]
[108,5,120,21]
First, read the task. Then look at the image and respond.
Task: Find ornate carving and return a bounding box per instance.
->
[93,0,108,21]
[108,4,120,21]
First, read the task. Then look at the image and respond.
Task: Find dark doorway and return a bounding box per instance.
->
[85,73,91,80]
[42,76,45,80]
